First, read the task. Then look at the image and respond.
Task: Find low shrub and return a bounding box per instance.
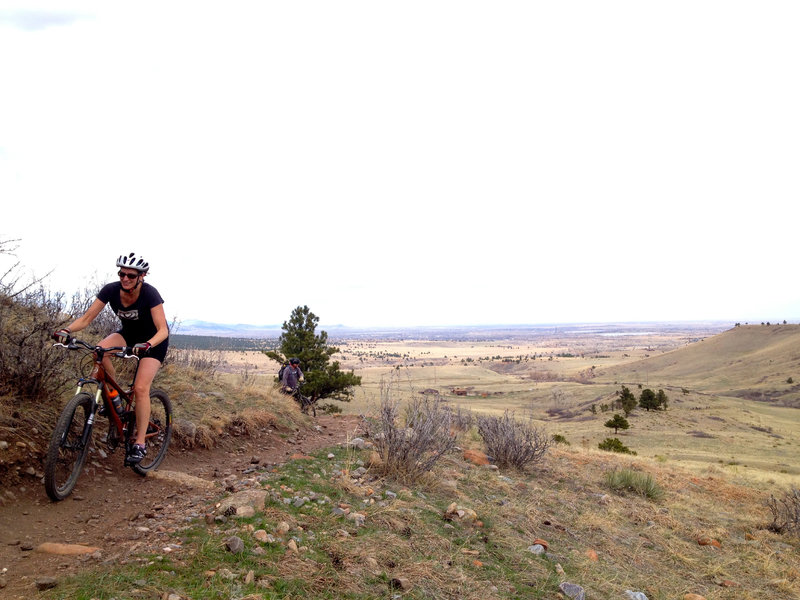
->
[476,410,550,470]
[767,487,800,535]
[364,383,457,484]
[606,468,664,500]
[552,434,570,445]
[598,437,637,455]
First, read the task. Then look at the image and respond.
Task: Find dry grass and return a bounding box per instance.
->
[37,325,800,599]
[325,439,799,597]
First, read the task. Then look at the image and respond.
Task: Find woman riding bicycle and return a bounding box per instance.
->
[53,252,169,466]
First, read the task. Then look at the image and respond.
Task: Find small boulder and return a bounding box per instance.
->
[216,489,267,515]
[36,543,100,555]
[463,449,490,466]
[347,512,366,527]
[697,537,721,548]
[532,538,549,550]
[559,582,586,600]
[390,577,412,591]
[444,502,478,523]
[35,577,58,591]
[225,536,244,554]
[253,530,272,543]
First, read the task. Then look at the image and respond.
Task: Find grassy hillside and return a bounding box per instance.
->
[596,325,800,405]
[333,327,800,487]
[43,435,800,599]
[4,325,798,599]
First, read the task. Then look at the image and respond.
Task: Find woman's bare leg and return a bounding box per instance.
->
[98,333,126,384]
[132,357,161,446]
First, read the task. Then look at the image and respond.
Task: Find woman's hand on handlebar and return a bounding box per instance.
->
[53,328,71,344]
[132,342,151,357]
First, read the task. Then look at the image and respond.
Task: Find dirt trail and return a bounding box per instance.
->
[0,414,362,599]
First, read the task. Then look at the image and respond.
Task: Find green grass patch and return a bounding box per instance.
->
[605,467,665,501]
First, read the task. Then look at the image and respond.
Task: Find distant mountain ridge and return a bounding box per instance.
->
[175,319,731,340]
[176,320,283,338]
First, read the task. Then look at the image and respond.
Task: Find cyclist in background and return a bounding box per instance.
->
[282,357,304,395]
[53,252,169,466]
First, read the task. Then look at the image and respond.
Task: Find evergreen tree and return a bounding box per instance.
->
[618,386,637,416]
[656,389,669,410]
[604,413,630,434]
[264,305,361,403]
[639,388,659,411]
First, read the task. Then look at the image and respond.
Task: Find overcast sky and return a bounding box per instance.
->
[1,1,798,328]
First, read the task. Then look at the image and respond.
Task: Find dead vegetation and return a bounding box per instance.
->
[477,410,550,470]
[363,376,458,484]
[767,487,800,535]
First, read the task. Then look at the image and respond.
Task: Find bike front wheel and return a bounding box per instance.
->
[131,388,173,476]
[44,392,94,501]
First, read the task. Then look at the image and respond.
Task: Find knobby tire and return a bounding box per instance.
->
[131,389,173,476]
[44,392,94,501]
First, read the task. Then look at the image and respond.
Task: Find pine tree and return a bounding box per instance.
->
[264,305,361,404]
[639,388,659,411]
[604,413,630,434]
[656,389,669,410]
[617,386,637,416]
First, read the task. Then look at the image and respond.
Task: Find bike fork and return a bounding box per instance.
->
[74,387,100,448]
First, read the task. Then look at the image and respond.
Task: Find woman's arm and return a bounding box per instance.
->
[65,298,107,333]
[148,303,169,347]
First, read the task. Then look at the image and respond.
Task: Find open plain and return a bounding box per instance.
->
[205,321,800,487]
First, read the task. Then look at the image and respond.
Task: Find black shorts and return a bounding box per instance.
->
[118,332,169,363]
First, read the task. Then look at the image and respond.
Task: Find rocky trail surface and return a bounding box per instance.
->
[0,414,362,599]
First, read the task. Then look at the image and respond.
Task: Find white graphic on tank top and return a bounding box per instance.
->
[118,309,139,320]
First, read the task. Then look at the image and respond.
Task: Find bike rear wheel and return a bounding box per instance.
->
[131,389,173,476]
[44,392,94,501]
[296,392,316,417]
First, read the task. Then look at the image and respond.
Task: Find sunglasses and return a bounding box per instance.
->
[118,271,140,280]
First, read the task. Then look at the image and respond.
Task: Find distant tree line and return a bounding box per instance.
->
[171,334,279,352]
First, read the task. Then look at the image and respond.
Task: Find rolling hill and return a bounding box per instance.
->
[597,324,800,406]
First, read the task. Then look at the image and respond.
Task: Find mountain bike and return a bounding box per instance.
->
[289,384,317,417]
[44,337,173,501]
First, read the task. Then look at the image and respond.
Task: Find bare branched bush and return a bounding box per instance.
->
[767,488,800,535]
[445,405,474,432]
[168,348,225,375]
[477,410,550,470]
[364,377,457,484]
[0,281,72,399]
[0,240,122,401]
[69,280,121,339]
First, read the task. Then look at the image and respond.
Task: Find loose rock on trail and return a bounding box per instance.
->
[0,414,362,599]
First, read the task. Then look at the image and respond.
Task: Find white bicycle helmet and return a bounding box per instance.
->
[116,252,150,273]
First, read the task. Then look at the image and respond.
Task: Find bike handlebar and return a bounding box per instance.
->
[53,338,140,360]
